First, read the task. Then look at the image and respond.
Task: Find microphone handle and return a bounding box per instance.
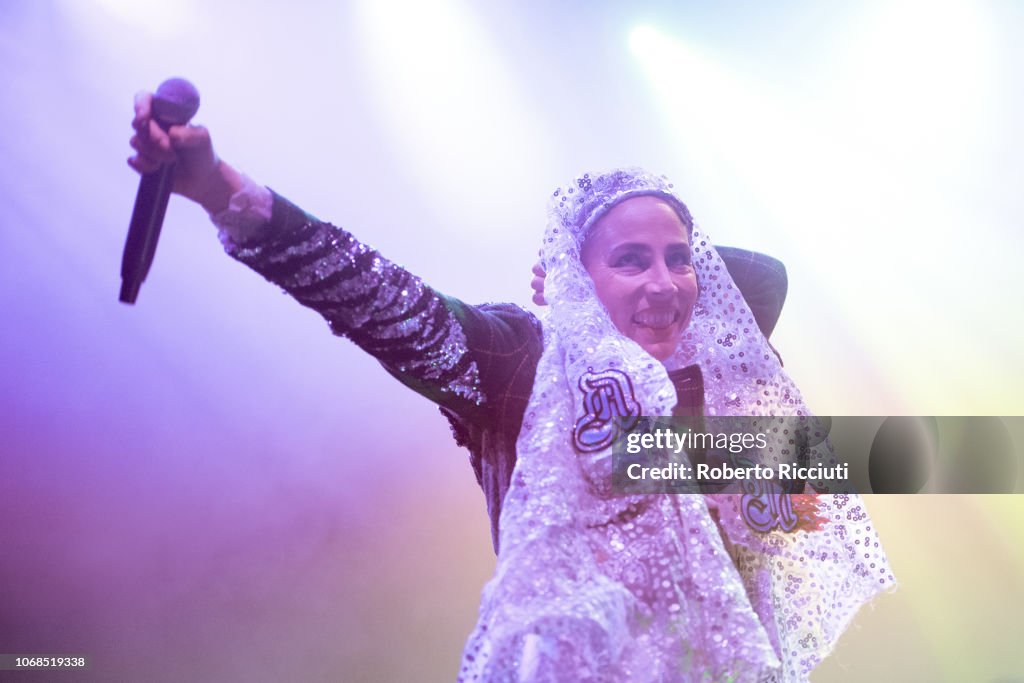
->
[119,161,176,304]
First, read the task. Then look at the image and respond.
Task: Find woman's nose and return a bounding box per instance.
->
[644,264,678,298]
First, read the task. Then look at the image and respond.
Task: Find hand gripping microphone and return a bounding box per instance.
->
[119,78,200,304]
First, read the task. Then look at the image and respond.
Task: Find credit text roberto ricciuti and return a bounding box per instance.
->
[625,462,851,482]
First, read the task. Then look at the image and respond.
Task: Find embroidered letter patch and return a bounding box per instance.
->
[573,368,641,453]
[740,480,799,532]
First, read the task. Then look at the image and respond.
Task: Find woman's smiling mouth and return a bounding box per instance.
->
[632,309,679,329]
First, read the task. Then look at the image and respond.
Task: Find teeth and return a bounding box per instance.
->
[633,310,677,328]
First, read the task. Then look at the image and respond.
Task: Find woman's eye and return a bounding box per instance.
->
[612,253,647,268]
[667,251,692,270]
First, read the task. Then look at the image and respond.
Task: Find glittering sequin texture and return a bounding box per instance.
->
[215,181,893,683]
[458,169,895,683]
[221,198,483,407]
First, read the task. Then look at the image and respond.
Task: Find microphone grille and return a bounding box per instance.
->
[153,77,200,126]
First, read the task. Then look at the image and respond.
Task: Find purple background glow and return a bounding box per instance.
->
[2,1,1023,681]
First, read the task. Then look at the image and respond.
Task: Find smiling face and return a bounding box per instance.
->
[580,196,699,361]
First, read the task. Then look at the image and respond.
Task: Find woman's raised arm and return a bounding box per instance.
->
[126,92,541,426]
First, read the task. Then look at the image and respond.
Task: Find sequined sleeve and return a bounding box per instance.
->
[220,190,487,412]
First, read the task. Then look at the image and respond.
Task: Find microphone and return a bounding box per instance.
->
[119,77,200,304]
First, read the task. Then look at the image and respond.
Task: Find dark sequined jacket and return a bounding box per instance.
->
[225,192,788,553]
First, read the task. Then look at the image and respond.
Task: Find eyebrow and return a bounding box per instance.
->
[608,242,691,252]
[609,242,653,252]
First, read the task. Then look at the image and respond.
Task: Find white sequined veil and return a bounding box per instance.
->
[458,169,894,683]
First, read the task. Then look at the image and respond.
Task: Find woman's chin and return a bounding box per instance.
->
[623,324,683,362]
[640,339,678,362]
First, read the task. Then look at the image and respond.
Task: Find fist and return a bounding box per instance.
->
[127,91,235,212]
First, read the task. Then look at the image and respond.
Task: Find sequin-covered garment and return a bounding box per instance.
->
[220,192,544,550]
[460,170,894,682]
[219,180,894,682]
[221,192,486,409]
